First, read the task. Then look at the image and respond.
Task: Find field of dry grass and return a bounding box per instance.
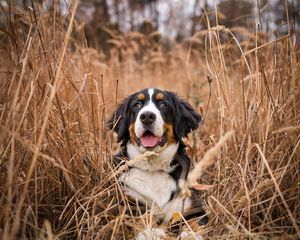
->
[0,1,300,239]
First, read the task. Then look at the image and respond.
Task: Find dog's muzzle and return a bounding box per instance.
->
[140,111,156,126]
[135,130,166,149]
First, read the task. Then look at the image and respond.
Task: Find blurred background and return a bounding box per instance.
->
[79,0,299,44]
[8,0,300,51]
[4,0,298,98]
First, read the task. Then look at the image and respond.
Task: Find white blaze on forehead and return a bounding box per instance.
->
[134,88,164,138]
[148,88,154,99]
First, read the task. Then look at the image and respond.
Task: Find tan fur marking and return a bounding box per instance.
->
[129,124,136,144]
[164,123,175,144]
[137,93,145,100]
[156,93,165,100]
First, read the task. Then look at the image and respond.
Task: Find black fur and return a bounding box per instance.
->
[169,143,191,182]
[107,88,207,227]
[169,92,202,140]
[108,89,202,143]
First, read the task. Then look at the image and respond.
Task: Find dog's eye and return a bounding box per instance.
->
[134,102,142,109]
[158,102,167,109]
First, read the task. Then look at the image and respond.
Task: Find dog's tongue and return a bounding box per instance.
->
[140,134,159,148]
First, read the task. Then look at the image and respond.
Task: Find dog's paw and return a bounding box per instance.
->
[136,227,166,240]
[178,231,203,240]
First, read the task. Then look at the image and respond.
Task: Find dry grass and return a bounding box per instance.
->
[0,1,300,239]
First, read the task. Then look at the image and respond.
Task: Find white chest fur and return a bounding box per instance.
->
[119,168,177,208]
[121,142,181,210]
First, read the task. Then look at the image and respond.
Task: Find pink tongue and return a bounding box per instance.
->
[140,135,159,148]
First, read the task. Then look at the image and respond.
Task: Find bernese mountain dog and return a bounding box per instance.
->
[108,88,208,238]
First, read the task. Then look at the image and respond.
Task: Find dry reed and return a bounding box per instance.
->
[0,1,299,239]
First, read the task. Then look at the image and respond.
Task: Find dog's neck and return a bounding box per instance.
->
[126,142,179,172]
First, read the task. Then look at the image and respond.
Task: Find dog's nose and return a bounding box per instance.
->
[140,111,156,125]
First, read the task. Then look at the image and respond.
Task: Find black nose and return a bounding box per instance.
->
[140,111,156,125]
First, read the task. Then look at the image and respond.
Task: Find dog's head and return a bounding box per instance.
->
[108,88,201,152]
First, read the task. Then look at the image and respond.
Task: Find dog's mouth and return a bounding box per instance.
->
[136,130,166,149]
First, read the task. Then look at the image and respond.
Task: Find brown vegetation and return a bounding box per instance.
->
[0,1,299,239]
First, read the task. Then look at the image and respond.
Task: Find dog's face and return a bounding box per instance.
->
[108,88,201,152]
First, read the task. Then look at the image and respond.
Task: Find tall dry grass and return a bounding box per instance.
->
[0,1,299,239]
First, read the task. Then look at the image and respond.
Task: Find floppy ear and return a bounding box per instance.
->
[173,95,202,140]
[107,96,131,142]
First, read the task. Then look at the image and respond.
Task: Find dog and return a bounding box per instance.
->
[108,88,208,238]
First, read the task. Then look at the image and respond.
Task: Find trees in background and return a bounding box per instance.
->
[11,0,297,53]
[76,0,299,52]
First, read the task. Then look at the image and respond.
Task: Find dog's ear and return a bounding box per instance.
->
[107,96,131,142]
[172,94,202,140]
